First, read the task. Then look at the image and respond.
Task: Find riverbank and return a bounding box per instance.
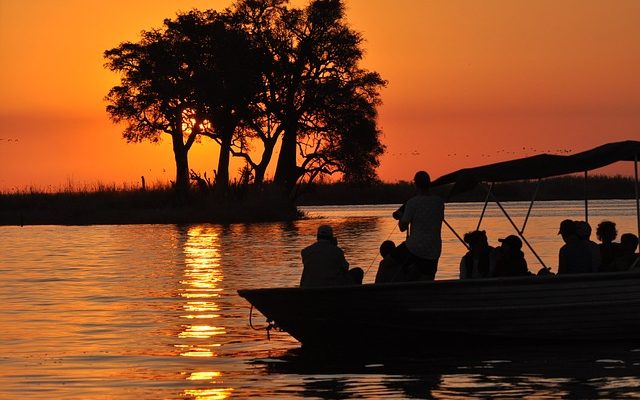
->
[0,186,301,226]
[1,175,636,225]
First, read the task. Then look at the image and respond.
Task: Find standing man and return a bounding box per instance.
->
[300,225,363,287]
[398,171,445,280]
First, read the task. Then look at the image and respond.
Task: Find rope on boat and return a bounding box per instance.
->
[249,305,276,340]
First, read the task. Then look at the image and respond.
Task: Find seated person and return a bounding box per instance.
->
[596,220,622,272]
[609,233,639,272]
[492,235,530,277]
[557,219,593,274]
[575,221,602,272]
[459,230,494,279]
[300,225,363,287]
[375,240,408,283]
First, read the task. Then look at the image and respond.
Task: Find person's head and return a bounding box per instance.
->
[464,230,488,250]
[575,221,592,240]
[596,220,618,243]
[316,225,334,241]
[498,235,522,253]
[558,219,576,242]
[413,171,430,191]
[379,240,396,258]
[620,233,639,254]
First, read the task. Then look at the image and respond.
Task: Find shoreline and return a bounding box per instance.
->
[2,176,637,226]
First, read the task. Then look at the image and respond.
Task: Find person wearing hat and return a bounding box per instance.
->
[397,170,445,281]
[557,219,593,274]
[492,234,530,277]
[300,225,363,287]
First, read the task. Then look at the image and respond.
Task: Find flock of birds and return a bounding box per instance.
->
[389,147,575,158]
[0,138,20,143]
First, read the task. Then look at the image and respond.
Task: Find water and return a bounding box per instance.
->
[1,200,639,399]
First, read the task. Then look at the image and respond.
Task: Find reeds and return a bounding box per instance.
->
[0,182,301,226]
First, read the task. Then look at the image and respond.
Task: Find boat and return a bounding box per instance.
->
[238,140,640,349]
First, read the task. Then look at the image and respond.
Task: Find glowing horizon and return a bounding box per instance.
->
[1,0,639,191]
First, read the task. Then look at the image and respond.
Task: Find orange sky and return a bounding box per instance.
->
[1,0,639,191]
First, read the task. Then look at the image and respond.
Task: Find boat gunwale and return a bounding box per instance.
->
[237,269,640,297]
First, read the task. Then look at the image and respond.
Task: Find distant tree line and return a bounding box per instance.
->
[104,0,386,200]
[295,175,640,205]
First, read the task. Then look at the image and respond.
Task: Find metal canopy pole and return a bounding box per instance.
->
[476,183,494,231]
[489,191,548,269]
[635,154,640,240]
[444,219,469,250]
[584,171,589,223]
[520,179,541,234]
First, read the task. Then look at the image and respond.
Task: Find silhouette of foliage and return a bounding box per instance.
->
[105,0,386,197]
[105,15,205,198]
[232,0,387,187]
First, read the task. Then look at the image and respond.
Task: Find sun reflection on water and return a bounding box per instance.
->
[177,226,232,398]
[183,388,235,400]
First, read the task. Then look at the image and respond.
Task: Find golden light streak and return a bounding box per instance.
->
[186,371,222,381]
[183,388,234,400]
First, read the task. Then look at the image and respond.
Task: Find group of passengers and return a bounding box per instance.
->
[300,170,444,288]
[454,219,639,281]
[559,219,639,274]
[298,170,639,288]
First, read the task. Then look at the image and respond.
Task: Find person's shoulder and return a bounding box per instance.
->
[301,241,320,253]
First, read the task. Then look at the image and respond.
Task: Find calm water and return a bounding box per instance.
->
[1,200,640,399]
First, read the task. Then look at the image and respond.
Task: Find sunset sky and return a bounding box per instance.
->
[1,0,639,191]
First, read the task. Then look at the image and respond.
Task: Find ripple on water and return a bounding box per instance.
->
[2,201,640,398]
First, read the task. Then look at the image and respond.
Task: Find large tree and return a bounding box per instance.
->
[105,0,386,195]
[105,10,264,193]
[104,16,205,198]
[180,12,264,189]
[232,0,386,187]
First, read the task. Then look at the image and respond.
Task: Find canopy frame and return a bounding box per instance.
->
[438,141,640,272]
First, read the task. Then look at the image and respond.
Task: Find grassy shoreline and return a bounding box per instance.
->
[0,186,301,226]
[1,175,637,226]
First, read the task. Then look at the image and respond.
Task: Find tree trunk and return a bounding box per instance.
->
[274,121,298,188]
[216,132,232,190]
[254,138,277,184]
[171,132,190,199]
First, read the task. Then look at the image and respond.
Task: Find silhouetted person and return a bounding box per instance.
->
[300,225,363,287]
[375,240,408,283]
[459,230,494,279]
[575,221,601,272]
[397,171,444,280]
[610,233,639,271]
[492,235,530,277]
[596,220,622,272]
[557,219,592,274]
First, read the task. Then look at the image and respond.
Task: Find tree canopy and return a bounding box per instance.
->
[104,0,386,197]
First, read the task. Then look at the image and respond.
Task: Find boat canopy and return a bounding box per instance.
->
[432,140,640,196]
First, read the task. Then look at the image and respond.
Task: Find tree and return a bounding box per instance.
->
[181,13,264,190]
[233,0,386,188]
[105,0,386,196]
[104,15,207,198]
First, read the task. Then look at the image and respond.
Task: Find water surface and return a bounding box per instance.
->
[1,200,639,398]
